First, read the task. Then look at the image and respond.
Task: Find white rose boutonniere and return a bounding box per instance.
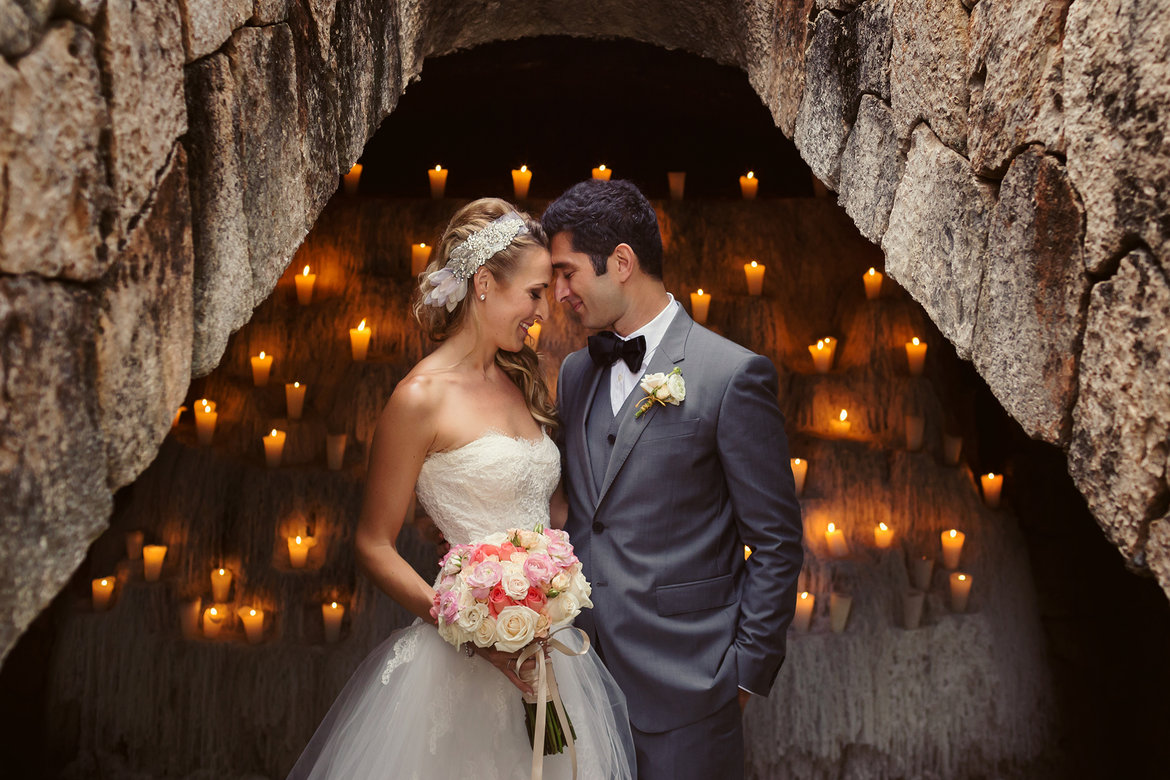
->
[635,367,686,418]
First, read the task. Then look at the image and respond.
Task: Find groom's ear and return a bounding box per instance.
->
[611,243,638,283]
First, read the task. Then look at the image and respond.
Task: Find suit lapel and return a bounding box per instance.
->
[576,357,605,509]
[595,309,693,508]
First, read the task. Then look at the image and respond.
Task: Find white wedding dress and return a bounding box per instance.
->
[288,431,636,779]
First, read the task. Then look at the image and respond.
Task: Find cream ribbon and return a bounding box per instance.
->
[515,627,591,780]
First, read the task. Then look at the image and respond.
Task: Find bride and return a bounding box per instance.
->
[288,199,636,779]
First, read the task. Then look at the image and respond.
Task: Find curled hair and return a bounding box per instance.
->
[541,179,664,279]
[412,198,558,431]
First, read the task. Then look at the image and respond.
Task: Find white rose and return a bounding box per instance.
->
[456,601,488,633]
[501,562,530,600]
[473,614,498,648]
[640,372,666,394]
[483,532,509,547]
[546,592,581,627]
[441,555,464,577]
[535,613,551,639]
[516,529,541,549]
[654,384,672,400]
[569,572,593,608]
[437,621,457,645]
[494,606,539,652]
[665,372,686,402]
[550,572,570,592]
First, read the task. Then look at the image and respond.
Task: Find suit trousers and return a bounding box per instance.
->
[631,697,744,780]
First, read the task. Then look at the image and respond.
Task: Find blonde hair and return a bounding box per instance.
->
[412,198,558,431]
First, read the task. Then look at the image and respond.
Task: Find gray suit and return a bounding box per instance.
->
[557,308,803,777]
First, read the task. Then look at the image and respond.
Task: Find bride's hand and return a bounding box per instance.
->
[470,645,538,696]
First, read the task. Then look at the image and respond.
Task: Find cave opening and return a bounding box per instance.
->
[1,36,1167,780]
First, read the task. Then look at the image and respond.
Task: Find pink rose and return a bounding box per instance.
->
[499,541,520,561]
[429,591,441,622]
[523,553,557,586]
[545,540,578,567]
[524,586,548,612]
[438,590,459,625]
[543,528,570,543]
[470,544,500,565]
[465,560,502,591]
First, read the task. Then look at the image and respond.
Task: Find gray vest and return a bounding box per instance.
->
[585,365,618,492]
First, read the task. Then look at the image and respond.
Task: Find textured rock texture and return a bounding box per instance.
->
[1064,0,1170,274]
[175,0,251,61]
[0,0,54,58]
[0,23,110,279]
[839,94,904,244]
[972,148,1087,445]
[889,0,970,154]
[883,124,998,357]
[1069,249,1170,563]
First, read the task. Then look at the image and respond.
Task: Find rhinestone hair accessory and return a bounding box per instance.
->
[423,212,529,311]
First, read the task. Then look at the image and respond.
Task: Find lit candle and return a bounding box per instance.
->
[981,473,1003,508]
[343,163,362,196]
[92,577,115,611]
[874,522,894,549]
[822,336,838,364]
[743,261,765,296]
[689,289,711,325]
[790,457,808,497]
[250,351,273,387]
[285,381,307,419]
[411,242,433,276]
[905,337,928,376]
[739,170,758,200]
[830,408,851,437]
[428,164,448,198]
[326,433,347,470]
[511,165,532,199]
[180,598,202,639]
[194,399,217,446]
[210,567,233,602]
[125,530,144,560]
[295,265,316,305]
[203,606,224,638]
[943,434,963,466]
[591,164,611,181]
[911,556,934,590]
[902,590,925,629]
[743,545,752,560]
[793,591,814,632]
[825,522,849,557]
[905,413,925,451]
[264,429,287,468]
[941,529,966,569]
[829,592,852,633]
[172,405,186,428]
[350,319,371,361]
[323,601,345,643]
[667,171,685,200]
[863,267,883,300]
[142,544,167,582]
[238,607,265,644]
[287,534,316,568]
[808,339,833,373]
[949,572,973,613]
[524,320,542,349]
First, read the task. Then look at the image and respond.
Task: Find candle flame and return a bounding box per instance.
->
[868,267,876,276]
[839,409,848,422]
[697,289,704,296]
[293,381,300,388]
[218,568,225,575]
[270,429,278,437]
[879,522,889,531]
[949,529,958,538]
[331,601,339,609]
[434,164,442,171]
[958,574,967,581]
[302,265,310,276]
[210,607,218,617]
[259,351,266,359]
[744,545,751,559]
[295,535,302,545]
[987,472,996,479]
[202,402,210,412]
[912,337,921,346]
[799,591,809,600]
[827,522,836,533]
[750,260,758,268]
[521,165,527,172]
[746,171,755,179]
[100,579,108,586]
[793,458,802,465]
[357,319,366,331]
[598,164,606,171]
[249,609,257,617]
[816,339,825,350]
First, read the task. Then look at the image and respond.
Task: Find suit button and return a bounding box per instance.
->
[592,521,605,534]
[606,434,616,445]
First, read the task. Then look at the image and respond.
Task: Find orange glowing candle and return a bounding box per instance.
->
[863,267,883,300]
[343,163,362,196]
[92,577,115,611]
[830,408,851,436]
[287,534,316,568]
[428,164,448,198]
[142,544,167,582]
[210,567,233,602]
[250,351,273,386]
[905,337,928,376]
[323,601,345,643]
[949,572,973,612]
[825,522,849,557]
[350,319,371,361]
[874,522,894,549]
[744,261,765,296]
[202,606,224,638]
[739,171,759,199]
[511,165,532,199]
[194,399,217,446]
[264,428,287,468]
[689,289,711,325]
[411,242,433,276]
[809,339,833,373]
[790,457,808,497]
[981,473,1003,508]
[591,164,611,181]
[238,607,265,644]
[295,265,316,305]
[285,381,306,420]
[793,591,814,632]
[941,529,966,569]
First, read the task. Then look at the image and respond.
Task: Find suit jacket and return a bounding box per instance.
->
[557,308,803,733]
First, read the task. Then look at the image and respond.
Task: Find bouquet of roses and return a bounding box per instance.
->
[430,524,592,755]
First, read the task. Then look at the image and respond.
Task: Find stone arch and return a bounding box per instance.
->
[1,0,1167,665]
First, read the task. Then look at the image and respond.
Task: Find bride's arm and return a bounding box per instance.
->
[354,377,440,624]
[549,483,568,530]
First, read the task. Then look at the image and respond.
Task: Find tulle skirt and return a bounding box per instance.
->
[288,620,635,779]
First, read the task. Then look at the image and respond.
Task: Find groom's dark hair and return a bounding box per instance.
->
[541,179,664,280]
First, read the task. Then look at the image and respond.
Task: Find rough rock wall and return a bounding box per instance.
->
[1,0,1168,664]
[47,197,1055,778]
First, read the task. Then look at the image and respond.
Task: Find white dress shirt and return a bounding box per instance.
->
[609,294,680,415]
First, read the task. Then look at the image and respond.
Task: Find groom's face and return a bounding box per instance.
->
[550,232,624,330]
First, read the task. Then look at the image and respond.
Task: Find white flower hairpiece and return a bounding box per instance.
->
[423,212,528,311]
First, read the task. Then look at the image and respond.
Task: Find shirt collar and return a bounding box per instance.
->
[622,293,679,357]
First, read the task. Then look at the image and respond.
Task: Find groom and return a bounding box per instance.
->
[543,180,804,779]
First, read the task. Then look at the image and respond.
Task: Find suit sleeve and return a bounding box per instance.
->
[715,353,804,697]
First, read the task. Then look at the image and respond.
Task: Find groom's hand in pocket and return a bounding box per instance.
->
[474,646,537,696]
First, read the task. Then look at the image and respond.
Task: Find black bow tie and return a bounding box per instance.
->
[588,332,647,372]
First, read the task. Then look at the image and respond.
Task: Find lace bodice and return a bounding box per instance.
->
[415,431,560,545]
